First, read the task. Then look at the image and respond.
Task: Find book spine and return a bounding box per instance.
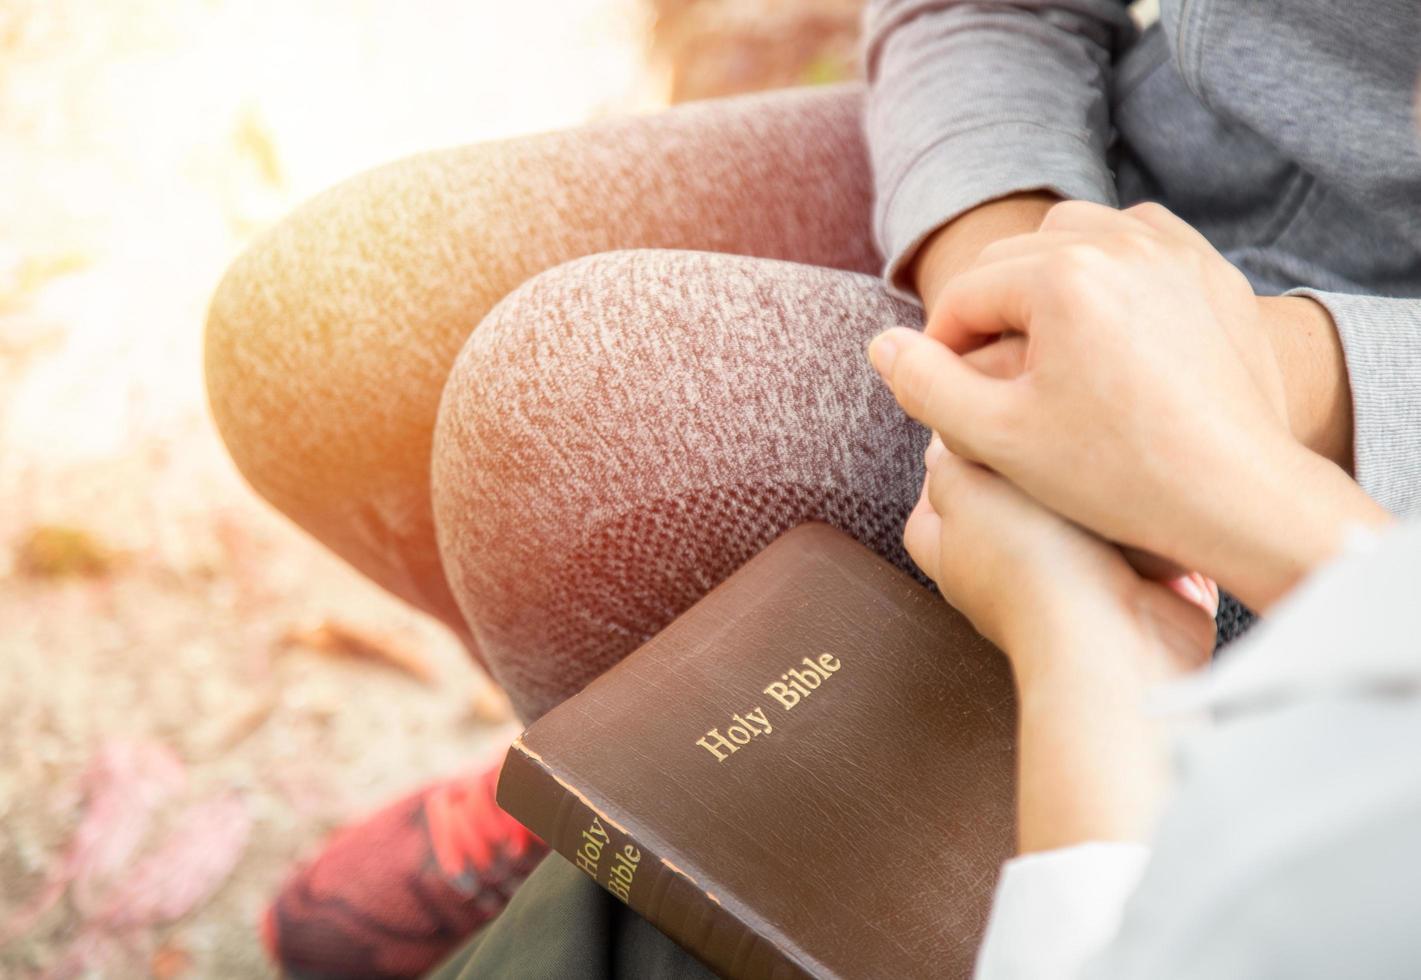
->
[497,737,813,980]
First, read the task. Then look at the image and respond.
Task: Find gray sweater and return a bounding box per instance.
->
[864,0,1421,516]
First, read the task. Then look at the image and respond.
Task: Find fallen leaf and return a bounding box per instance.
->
[280,620,435,684]
[39,927,123,980]
[150,939,194,979]
[14,524,115,579]
[467,684,514,726]
[0,251,92,315]
[68,742,188,913]
[189,691,278,760]
[233,105,284,188]
[96,793,251,930]
[2,740,186,944]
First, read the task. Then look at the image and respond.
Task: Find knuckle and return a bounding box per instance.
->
[902,508,933,563]
[926,456,961,512]
[1113,229,1171,267]
[1117,229,1157,255]
[1043,245,1100,289]
[976,237,1013,265]
[1038,199,1088,232]
[1124,200,1171,223]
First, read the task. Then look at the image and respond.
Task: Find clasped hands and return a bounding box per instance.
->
[869,200,1389,688]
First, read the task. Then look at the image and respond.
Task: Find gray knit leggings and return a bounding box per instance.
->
[206,84,1242,723]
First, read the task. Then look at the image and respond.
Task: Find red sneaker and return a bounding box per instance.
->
[263,761,546,979]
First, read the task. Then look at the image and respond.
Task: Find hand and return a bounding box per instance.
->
[905,437,1216,685]
[924,201,1200,589]
[906,437,1215,851]
[921,199,1354,469]
[927,200,1292,428]
[872,201,1391,610]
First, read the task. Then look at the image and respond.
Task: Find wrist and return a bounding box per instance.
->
[911,192,1059,311]
[1001,588,1178,696]
[1257,294,1354,471]
[1195,433,1392,611]
[1013,630,1172,850]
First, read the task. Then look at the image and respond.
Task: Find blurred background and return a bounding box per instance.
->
[0,0,860,976]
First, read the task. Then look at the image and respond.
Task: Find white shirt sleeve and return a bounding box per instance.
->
[974,842,1152,980]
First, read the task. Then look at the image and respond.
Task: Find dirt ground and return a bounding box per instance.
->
[0,1,646,976]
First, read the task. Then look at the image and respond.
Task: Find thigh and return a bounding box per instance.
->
[431,249,925,722]
[205,84,876,650]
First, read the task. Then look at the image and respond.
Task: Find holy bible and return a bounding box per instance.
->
[497,522,1017,979]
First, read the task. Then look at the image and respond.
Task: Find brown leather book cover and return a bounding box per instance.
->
[497,522,1017,979]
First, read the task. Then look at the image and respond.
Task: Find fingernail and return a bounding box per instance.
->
[1171,573,1219,616]
[1199,574,1221,616]
[924,434,945,469]
[867,333,899,381]
[1176,575,1208,609]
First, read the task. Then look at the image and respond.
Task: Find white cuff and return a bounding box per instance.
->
[974,842,1152,980]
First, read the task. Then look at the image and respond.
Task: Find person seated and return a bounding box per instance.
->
[435,214,1421,973]
[204,0,1420,975]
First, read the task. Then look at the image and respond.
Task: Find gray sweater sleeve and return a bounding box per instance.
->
[863,0,1135,303]
[1289,289,1421,518]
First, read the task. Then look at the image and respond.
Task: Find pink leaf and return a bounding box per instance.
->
[69,741,187,912]
[2,739,185,945]
[94,793,251,929]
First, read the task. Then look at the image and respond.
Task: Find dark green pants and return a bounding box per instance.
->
[429,856,716,979]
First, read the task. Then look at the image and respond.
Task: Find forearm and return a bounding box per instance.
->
[1011,607,1187,852]
[864,0,1131,298]
[1183,435,1394,613]
[1013,657,1168,854]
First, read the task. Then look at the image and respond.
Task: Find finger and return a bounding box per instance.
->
[1138,579,1219,670]
[924,447,995,520]
[960,333,1028,380]
[1162,571,1221,618]
[932,257,1043,352]
[924,431,946,471]
[1119,546,1188,582]
[1122,540,1220,620]
[925,233,1088,349]
[903,480,942,582]
[1120,201,1214,250]
[868,328,1013,463]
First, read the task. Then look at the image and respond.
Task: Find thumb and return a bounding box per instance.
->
[868,327,1011,463]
